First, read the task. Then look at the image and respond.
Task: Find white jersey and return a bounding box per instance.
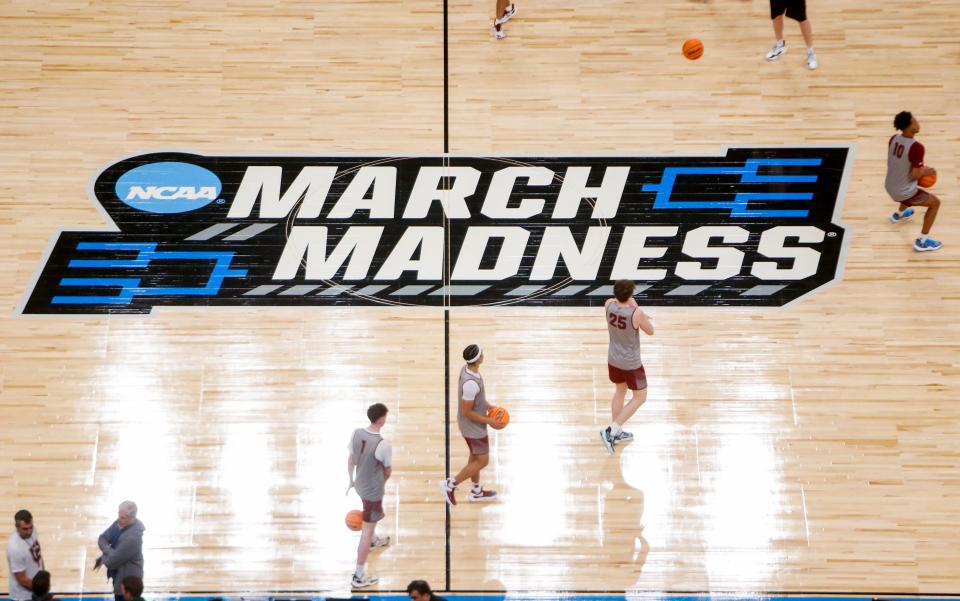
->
[6,529,43,601]
[884,134,925,201]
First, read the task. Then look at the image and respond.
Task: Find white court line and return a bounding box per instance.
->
[694,424,702,485]
[86,425,100,486]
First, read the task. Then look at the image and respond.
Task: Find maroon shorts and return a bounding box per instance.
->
[897,189,931,206]
[464,435,490,455]
[361,499,384,523]
[608,364,648,391]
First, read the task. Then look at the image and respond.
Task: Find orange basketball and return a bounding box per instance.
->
[487,406,510,426]
[682,39,704,60]
[345,509,363,531]
[919,172,937,188]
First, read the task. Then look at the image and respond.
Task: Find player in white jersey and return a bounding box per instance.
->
[886,111,943,252]
[600,279,655,454]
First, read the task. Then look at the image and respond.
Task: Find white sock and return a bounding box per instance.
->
[807,47,815,54]
[919,234,929,242]
[776,39,784,46]
[355,563,365,577]
[609,422,623,436]
[472,482,482,492]
[894,209,904,217]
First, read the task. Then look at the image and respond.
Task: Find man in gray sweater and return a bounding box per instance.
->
[94,501,145,601]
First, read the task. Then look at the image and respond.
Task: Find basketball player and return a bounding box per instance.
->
[764,0,817,70]
[600,279,654,454]
[347,403,392,588]
[440,344,505,505]
[492,1,517,40]
[887,111,943,252]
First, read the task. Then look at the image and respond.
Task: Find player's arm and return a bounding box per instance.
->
[376,441,393,482]
[13,571,32,590]
[908,143,935,180]
[460,379,499,428]
[461,399,497,427]
[633,308,654,335]
[347,453,356,489]
[8,549,32,590]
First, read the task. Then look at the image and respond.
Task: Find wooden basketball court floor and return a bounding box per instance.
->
[1,0,959,598]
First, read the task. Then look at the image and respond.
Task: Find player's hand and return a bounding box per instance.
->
[490,420,507,430]
[925,167,937,177]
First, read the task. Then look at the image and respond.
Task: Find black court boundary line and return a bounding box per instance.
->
[442,0,452,590]
[23,591,960,598]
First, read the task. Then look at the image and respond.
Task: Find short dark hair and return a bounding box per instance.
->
[407,580,433,596]
[367,403,388,423]
[462,344,480,362]
[894,111,913,131]
[32,571,50,598]
[121,576,143,598]
[613,279,635,302]
[14,509,32,525]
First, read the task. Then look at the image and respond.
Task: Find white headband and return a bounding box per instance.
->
[466,345,483,364]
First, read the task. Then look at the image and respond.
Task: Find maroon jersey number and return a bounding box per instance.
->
[607,312,627,329]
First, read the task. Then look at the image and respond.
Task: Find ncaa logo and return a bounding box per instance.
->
[115,162,221,214]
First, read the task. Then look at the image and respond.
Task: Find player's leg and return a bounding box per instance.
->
[798,20,815,68]
[455,453,483,484]
[602,368,627,453]
[615,387,647,431]
[492,0,511,39]
[891,200,915,223]
[613,367,648,442]
[467,452,497,502]
[443,439,490,505]
[611,381,628,421]
[913,193,943,251]
[352,502,381,588]
[766,0,788,61]
[443,457,480,506]
[799,19,813,48]
[772,14,785,40]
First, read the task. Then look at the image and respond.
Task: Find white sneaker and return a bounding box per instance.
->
[806,49,818,70]
[500,3,517,24]
[351,573,378,588]
[766,40,787,61]
[370,535,390,548]
[440,477,457,506]
[493,23,505,39]
[468,488,497,502]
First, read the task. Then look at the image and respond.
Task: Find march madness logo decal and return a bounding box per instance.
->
[21,149,852,314]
